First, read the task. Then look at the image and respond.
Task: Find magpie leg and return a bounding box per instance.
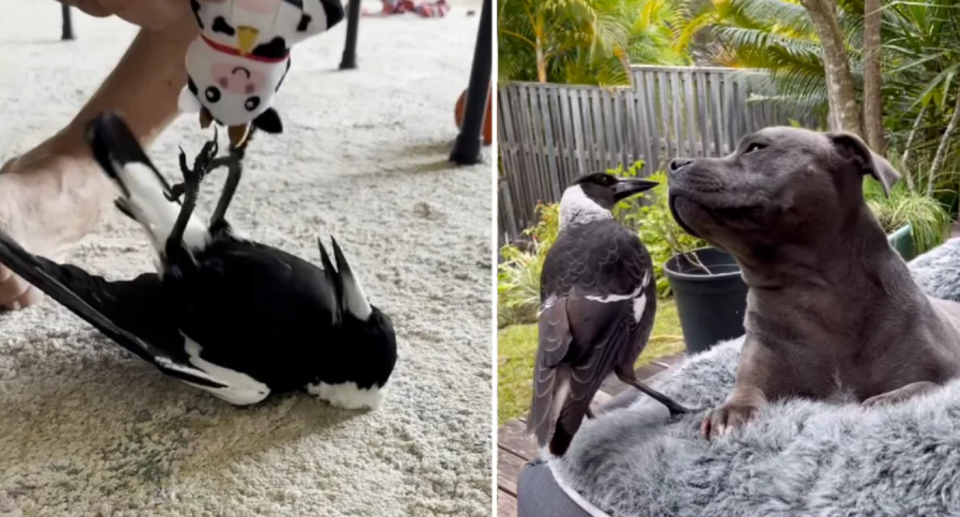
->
[585,407,596,419]
[625,379,694,417]
[207,128,254,232]
[168,129,219,203]
[167,135,218,248]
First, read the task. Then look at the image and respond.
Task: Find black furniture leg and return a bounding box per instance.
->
[339,0,361,70]
[61,4,74,41]
[449,0,491,166]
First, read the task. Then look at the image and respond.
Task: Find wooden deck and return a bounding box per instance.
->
[496,353,686,516]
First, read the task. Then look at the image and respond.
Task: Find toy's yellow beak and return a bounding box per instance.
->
[237,26,259,55]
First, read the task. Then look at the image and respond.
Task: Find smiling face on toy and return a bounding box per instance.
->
[179,36,288,142]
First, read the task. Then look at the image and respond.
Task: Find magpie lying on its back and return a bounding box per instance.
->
[0,111,397,409]
[529,172,693,456]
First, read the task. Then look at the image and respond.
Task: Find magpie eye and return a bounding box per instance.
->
[745,142,767,154]
[244,96,261,111]
[205,87,221,103]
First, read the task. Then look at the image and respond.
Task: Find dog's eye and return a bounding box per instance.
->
[745,142,767,154]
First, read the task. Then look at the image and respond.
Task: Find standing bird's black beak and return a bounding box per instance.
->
[612,177,658,202]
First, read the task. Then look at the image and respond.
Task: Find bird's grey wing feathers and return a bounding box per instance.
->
[0,229,227,389]
[528,298,573,445]
[549,295,634,456]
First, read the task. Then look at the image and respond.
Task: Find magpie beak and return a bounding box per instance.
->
[0,111,398,410]
[612,177,658,202]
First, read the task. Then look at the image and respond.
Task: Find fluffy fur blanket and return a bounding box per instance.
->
[550,238,960,517]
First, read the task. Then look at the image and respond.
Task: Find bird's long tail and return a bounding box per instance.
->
[85,111,208,254]
[0,229,226,388]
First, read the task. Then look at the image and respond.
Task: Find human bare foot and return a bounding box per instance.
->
[0,140,115,310]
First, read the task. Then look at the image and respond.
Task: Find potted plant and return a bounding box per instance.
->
[865,181,951,262]
[662,248,748,355]
[621,171,749,355]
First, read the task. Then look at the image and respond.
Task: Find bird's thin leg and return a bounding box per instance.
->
[585,407,596,419]
[625,379,693,417]
[168,130,219,203]
[207,128,254,232]
[167,137,218,248]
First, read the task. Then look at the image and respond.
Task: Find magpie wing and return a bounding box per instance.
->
[0,229,228,389]
[528,296,573,446]
[549,296,634,455]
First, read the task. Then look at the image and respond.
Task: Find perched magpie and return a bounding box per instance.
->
[528,172,692,456]
[0,111,397,410]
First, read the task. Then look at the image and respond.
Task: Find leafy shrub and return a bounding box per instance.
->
[497,203,559,327]
[865,182,951,256]
[630,171,709,297]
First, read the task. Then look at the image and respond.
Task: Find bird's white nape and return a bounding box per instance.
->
[559,185,613,229]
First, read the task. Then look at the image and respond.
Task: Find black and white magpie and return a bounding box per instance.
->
[0,111,397,410]
[528,172,692,456]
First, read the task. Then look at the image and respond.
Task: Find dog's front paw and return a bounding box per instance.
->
[701,401,760,440]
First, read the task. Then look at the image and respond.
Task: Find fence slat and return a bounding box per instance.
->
[695,71,709,157]
[557,89,576,184]
[570,90,587,174]
[604,92,619,169]
[538,86,562,200]
[579,89,596,171]
[591,89,606,170]
[613,91,627,169]
[497,68,820,242]
[709,72,723,155]
[683,70,697,158]
[643,71,662,171]
[549,87,569,183]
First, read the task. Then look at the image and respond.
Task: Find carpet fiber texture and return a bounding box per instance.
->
[0,2,491,515]
[552,237,960,517]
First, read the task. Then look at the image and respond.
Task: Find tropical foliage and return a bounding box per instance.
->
[498,0,690,86]
[677,0,960,212]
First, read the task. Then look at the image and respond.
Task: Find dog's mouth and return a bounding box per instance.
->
[668,194,703,238]
[669,188,764,240]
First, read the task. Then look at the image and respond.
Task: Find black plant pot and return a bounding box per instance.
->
[664,247,748,355]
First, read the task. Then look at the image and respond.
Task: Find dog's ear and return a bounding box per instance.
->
[828,131,900,197]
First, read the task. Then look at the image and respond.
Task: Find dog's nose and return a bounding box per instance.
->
[669,159,692,172]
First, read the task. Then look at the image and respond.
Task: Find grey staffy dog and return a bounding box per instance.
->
[667,126,960,440]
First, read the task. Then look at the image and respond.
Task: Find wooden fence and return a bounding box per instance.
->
[497,65,819,243]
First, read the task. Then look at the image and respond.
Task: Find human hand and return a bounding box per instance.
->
[0,141,114,310]
[61,0,198,39]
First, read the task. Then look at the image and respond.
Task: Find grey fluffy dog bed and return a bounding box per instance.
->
[546,237,960,517]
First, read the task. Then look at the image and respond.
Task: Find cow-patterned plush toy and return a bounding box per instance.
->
[178,0,345,147]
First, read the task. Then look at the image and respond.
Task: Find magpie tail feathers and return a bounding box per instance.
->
[85,111,208,253]
[0,230,227,389]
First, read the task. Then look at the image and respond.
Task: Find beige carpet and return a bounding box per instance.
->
[0,2,492,515]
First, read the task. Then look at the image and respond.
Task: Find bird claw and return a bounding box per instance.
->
[166,183,187,203]
[194,138,219,173]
